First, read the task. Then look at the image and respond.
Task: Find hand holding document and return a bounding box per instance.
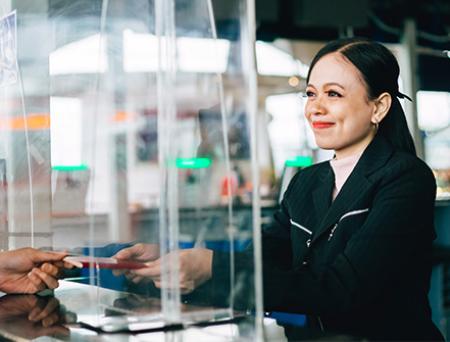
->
[0,248,71,294]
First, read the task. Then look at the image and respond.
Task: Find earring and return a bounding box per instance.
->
[372,121,379,130]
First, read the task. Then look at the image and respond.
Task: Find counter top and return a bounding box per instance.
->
[0,281,270,341]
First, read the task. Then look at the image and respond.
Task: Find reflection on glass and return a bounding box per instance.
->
[0,0,261,338]
[0,294,73,339]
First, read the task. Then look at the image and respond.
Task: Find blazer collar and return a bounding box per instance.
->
[311,134,394,243]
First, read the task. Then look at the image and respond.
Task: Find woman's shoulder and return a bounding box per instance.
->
[389,151,433,175]
[377,150,436,189]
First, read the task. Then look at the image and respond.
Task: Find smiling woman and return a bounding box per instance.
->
[256,38,442,340]
[113,38,444,341]
[305,38,415,157]
[305,49,405,162]
[305,53,388,158]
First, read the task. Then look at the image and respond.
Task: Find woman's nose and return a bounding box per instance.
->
[307,95,326,116]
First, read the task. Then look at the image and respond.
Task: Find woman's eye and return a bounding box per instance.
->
[327,90,342,97]
[304,91,315,98]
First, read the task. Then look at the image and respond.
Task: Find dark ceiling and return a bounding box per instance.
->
[256,0,450,51]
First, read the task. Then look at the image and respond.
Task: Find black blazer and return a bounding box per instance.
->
[261,134,443,340]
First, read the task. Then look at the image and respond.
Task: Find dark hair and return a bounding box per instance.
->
[306,37,416,155]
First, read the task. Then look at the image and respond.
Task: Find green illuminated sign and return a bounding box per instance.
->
[176,158,211,169]
[52,164,89,172]
[285,156,313,167]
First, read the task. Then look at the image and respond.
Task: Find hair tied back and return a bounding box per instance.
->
[396,91,412,102]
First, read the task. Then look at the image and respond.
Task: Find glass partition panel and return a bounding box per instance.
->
[0,3,52,250]
[3,0,262,338]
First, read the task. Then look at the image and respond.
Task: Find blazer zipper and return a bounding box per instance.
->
[328,208,369,241]
[327,223,338,241]
[290,219,312,235]
[290,219,313,247]
[338,208,369,221]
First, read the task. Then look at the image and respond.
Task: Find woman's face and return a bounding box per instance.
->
[305,52,377,159]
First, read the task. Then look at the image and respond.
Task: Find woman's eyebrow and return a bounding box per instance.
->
[306,82,345,89]
[323,82,345,89]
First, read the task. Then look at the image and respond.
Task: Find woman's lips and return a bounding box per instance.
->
[312,122,335,129]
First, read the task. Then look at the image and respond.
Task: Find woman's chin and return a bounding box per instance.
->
[315,142,336,150]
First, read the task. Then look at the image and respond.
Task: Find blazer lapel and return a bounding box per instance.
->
[312,165,334,221]
[311,134,394,244]
[311,171,371,243]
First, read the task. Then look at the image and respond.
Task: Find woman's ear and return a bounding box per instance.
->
[371,92,392,125]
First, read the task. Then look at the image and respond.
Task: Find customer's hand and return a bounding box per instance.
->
[0,248,71,294]
[121,248,213,294]
[0,295,71,339]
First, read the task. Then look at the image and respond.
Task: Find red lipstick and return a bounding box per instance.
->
[312,121,335,129]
